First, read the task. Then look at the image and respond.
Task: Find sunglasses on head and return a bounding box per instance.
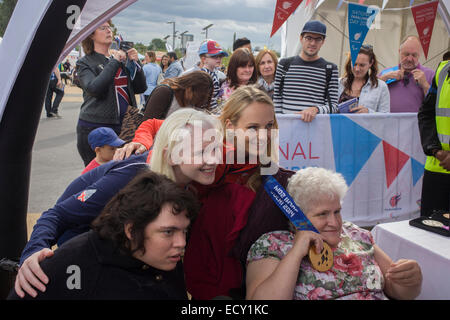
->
[361,44,373,51]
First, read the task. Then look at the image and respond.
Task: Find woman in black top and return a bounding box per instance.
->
[76,20,146,166]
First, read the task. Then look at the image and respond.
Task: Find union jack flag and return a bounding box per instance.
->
[114,67,131,117]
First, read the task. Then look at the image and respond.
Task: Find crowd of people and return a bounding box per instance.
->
[16,17,450,300]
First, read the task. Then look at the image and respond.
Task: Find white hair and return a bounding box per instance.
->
[150,108,223,181]
[287,167,348,214]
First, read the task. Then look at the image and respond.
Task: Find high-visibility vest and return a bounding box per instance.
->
[425,60,450,174]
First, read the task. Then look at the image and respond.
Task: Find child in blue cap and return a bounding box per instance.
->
[81,127,125,174]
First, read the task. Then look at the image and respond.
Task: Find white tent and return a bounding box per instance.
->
[281,0,450,74]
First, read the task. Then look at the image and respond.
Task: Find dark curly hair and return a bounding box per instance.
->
[91,170,199,256]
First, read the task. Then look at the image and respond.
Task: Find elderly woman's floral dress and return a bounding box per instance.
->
[247,221,388,300]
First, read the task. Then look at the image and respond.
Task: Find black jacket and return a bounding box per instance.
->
[8,230,188,300]
[77,52,147,125]
[418,69,440,156]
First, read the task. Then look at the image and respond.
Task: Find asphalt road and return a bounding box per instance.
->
[28,86,85,214]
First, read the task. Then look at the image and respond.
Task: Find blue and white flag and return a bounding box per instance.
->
[348,3,379,67]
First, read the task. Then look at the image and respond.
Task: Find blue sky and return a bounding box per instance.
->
[113,0,282,51]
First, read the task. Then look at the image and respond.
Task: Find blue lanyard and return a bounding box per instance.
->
[263,175,319,233]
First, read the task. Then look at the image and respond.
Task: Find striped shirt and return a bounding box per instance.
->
[201,67,221,114]
[273,56,339,114]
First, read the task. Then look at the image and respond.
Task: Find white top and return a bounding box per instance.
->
[338,77,390,113]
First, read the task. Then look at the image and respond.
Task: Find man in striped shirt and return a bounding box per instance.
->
[273,20,339,122]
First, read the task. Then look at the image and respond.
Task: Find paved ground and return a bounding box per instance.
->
[28,85,84,215]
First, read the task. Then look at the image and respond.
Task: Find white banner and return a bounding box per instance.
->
[277,113,425,226]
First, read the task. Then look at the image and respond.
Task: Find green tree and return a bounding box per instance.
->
[148,38,166,51]
[134,42,147,54]
[0,0,18,37]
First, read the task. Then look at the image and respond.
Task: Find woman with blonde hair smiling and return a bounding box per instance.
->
[13,109,222,299]
[112,86,294,299]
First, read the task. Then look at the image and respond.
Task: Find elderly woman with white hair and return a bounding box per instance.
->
[246,167,422,300]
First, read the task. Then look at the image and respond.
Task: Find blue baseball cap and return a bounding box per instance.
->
[301,20,327,37]
[198,40,229,57]
[88,127,125,150]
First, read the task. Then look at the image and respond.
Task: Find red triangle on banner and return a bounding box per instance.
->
[383,141,410,189]
[411,0,439,59]
[270,0,304,37]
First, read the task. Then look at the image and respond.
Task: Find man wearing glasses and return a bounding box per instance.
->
[273,20,339,122]
[378,36,434,113]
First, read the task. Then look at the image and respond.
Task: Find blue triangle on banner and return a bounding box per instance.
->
[411,157,424,186]
[330,115,381,186]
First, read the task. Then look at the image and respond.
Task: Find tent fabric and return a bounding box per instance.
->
[282,0,450,74]
[0,0,52,123]
[0,0,137,298]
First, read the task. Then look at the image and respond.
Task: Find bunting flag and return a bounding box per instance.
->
[411,0,439,59]
[271,0,304,37]
[348,3,380,66]
[382,0,389,10]
[359,0,365,4]
[410,0,414,7]
[306,0,312,6]
[337,0,344,10]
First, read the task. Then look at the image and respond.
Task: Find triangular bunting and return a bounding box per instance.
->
[330,116,381,187]
[411,0,439,59]
[348,3,380,67]
[270,0,304,37]
[411,157,425,186]
[382,141,410,189]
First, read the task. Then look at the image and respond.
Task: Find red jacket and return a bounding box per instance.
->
[132,118,292,299]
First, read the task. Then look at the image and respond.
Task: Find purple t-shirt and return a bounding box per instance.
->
[385,64,434,113]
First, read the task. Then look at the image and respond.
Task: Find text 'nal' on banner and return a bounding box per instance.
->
[411,0,439,59]
[348,3,380,67]
[277,113,425,226]
[271,0,303,37]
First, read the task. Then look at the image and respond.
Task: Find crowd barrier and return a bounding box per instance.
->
[277,113,425,226]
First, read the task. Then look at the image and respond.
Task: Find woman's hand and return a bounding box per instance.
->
[127,48,139,62]
[351,105,369,113]
[113,142,147,161]
[112,49,127,62]
[15,248,54,298]
[292,230,325,259]
[385,259,422,288]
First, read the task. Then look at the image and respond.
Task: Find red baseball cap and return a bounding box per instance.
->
[198,40,229,57]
